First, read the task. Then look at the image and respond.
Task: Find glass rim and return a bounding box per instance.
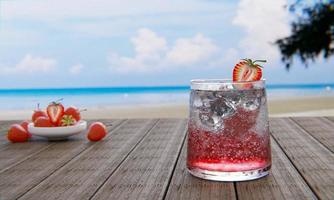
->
[190,79,266,91]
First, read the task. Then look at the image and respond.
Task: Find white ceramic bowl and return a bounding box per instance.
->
[28,120,87,140]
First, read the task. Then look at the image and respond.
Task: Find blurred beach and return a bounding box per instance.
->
[0,84,333,120]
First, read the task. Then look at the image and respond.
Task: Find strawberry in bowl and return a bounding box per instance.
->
[27,100,87,140]
[47,100,65,125]
[64,106,83,122]
[32,104,48,122]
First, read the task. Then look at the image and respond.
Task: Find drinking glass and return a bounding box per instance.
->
[187,79,271,181]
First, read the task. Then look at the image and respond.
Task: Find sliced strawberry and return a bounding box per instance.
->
[233,59,266,82]
[47,101,65,125]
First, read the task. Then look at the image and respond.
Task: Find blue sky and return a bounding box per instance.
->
[0,0,333,89]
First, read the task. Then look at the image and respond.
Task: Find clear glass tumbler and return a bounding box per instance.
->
[187,79,271,181]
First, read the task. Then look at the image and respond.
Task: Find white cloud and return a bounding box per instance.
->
[1,54,56,74]
[233,0,290,62]
[132,28,167,57]
[108,28,167,73]
[108,28,219,73]
[69,64,83,74]
[209,48,239,68]
[166,34,218,65]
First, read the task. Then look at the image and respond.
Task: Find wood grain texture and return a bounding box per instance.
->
[164,137,236,200]
[0,118,333,200]
[90,119,188,200]
[0,119,122,200]
[292,117,334,152]
[18,119,157,200]
[270,118,334,200]
[326,116,334,122]
[0,119,54,171]
[236,137,316,200]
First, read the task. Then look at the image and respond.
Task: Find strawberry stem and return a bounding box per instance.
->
[254,60,267,63]
[55,98,63,103]
[242,58,266,68]
[51,98,64,105]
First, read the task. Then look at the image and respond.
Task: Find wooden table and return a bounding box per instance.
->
[0,117,333,200]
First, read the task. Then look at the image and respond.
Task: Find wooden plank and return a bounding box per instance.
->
[291,117,334,152]
[0,119,54,170]
[236,137,317,200]
[0,142,54,171]
[18,119,158,200]
[270,118,334,200]
[164,137,236,200]
[326,116,334,123]
[90,119,188,200]
[0,119,123,200]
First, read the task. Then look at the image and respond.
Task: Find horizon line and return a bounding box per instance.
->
[0,82,333,91]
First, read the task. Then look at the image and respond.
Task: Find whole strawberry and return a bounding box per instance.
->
[34,116,55,127]
[32,103,48,122]
[64,106,82,122]
[7,124,30,143]
[87,122,107,141]
[21,120,32,138]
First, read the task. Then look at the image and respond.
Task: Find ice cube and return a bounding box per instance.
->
[214,91,223,98]
[242,98,260,111]
[198,112,225,132]
[211,98,236,118]
[199,109,214,127]
[230,94,242,107]
[212,114,225,130]
[197,107,225,132]
[202,98,212,108]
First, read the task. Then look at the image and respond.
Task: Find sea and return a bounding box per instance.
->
[0,83,333,110]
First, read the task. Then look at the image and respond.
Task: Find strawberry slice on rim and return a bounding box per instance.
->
[46,100,65,125]
[233,59,266,82]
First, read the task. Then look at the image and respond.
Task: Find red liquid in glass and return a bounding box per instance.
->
[187,108,271,172]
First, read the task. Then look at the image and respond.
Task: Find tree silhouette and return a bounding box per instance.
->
[276,0,334,69]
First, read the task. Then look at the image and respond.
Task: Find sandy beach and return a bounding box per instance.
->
[0,95,333,120]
